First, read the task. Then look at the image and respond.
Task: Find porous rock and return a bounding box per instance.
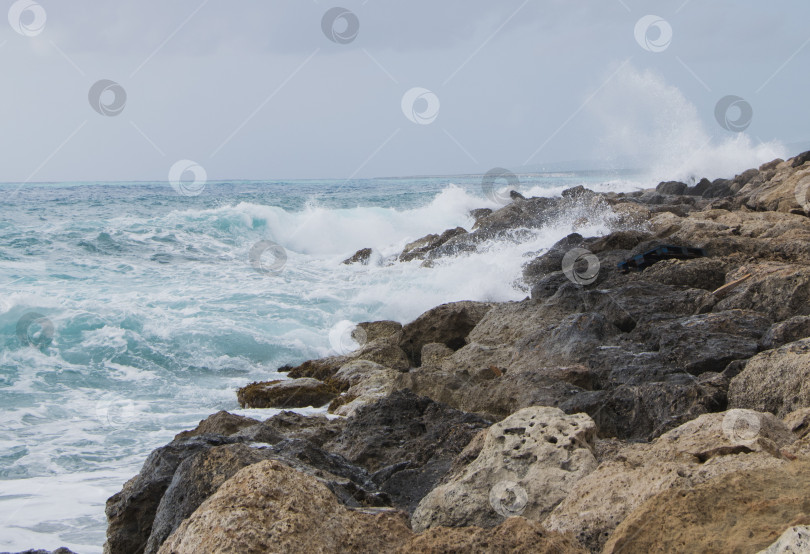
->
[411,406,597,532]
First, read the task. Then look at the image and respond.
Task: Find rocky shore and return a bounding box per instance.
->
[27,154,810,553]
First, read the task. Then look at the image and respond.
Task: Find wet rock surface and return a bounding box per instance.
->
[108,152,810,553]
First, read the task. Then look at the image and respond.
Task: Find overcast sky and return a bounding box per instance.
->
[1,0,808,183]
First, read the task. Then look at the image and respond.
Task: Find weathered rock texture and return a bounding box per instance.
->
[157,460,413,553]
[411,406,597,532]
[602,461,810,553]
[729,338,810,417]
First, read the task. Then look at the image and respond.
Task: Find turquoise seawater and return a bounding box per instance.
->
[0,173,633,551]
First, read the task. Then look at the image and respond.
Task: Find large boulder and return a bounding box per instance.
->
[399,227,467,262]
[157,460,412,553]
[398,301,493,366]
[602,461,810,553]
[545,410,795,552]
[144,444,272,553]
[714,264,810,322]
[104,435,237,554]
[236,377,338,409]
[324,390,491,513]
[729,338,810,417]
[327,360,400,417]
[411,407,597,532]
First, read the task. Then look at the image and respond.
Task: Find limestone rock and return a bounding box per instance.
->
[396,517,588,554]
[104,435,236,554]
[157,460,412,553]
[411,407,597,532]
[760,316,810,350]
[233,410,344,447]
[758,525,810,554]
[236,377,338,409]
[354,320,402,343]
[545,410,794,552]
[325,390,490,513]
[602,461,810,553]
[144,443,271,553]
[173,410,258,441]
[729,338,810,417]
[399,301,493,366]
[784,408,810,440]
[327,360,400,418]
[420,342,454,367]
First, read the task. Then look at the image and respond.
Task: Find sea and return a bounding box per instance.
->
[0,169,736,551]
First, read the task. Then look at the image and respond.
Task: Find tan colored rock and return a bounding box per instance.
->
[545,410,794,552]
[420,342,454,367]
[158,460,412,553]
[173,410,259,440]
[236,377,337,409]
[758,525,810,554]
[354,320,402,343]
[351,342,410,371]
[729,338,810,417]
[738,157,810,213]
[602,461,810,553]
[396,517,588,554]
[411,407,597,532]
[715,264,810,322]
[784,408,810,440]
[327,360,399,418]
